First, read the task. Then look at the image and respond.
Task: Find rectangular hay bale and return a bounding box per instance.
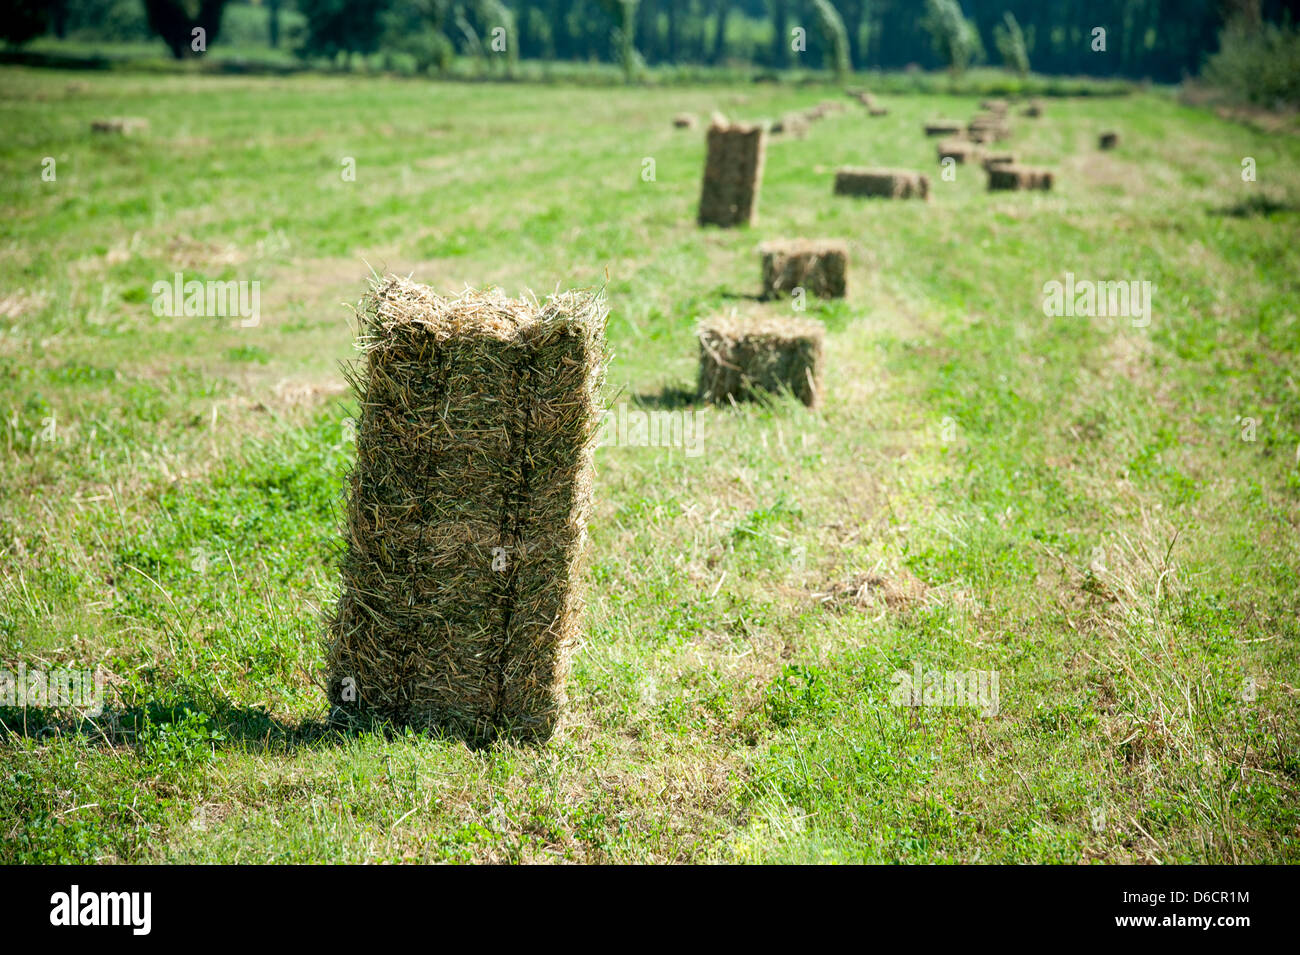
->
[698,117,767,227]
[834,166,930,200]
[987,164,1054,191]
[326,276,609,744]
[759,239,848,299]
[937,139,982,164]
[924,120,965,136]
[697,313,825,409]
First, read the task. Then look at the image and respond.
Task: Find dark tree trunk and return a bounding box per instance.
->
[711,0,728,63]
[269,0,281,49]
[143,0,229,59]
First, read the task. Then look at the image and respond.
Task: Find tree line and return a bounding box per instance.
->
[5,0,1298,83]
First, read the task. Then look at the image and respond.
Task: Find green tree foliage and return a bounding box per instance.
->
[1204,13,1300,107]
[810,0,850,79]
[992,10,1028,76]
[919,0,983,74]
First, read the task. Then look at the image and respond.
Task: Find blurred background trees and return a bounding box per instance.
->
[3,0,1299,98]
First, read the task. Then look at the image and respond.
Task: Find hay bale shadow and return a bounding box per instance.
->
[1207,193,1300,218]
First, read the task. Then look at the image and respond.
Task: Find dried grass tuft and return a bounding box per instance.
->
[697,312,825,408]
[326,275,610,745]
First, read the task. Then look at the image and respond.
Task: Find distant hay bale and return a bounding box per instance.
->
[91,117,149,135]
[981,152,1016,170]
[968,115,1010,142]
[834,166,930,200]
[759,239,848,300]
[980,98,1009,114]
[1023,99,1044,118]
[924,120,965,136]
[771,112,810,138]
[326,276,609,745]
[848,90,876,108]
[697,313,825,408]
[987,164,1054,191]
[673,113,697,129]
[868,106,889,117]
[698,116,767,227]
[1099,131,1120,149]
[937,139,982,164]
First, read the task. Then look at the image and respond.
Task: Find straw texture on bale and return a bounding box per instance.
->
[673,113,697,129]
[1099,131,1120,149]
[924,120,964,136]
[968,115,1010,142]
[980,98,1009,114]
[697,313,825,409]
[759,239,848,300]
[327,276,609,745]
[834,167,930,200]
[698,116,767,227]
[92,117,149,135]
[937,139,981,164]
[987,165,1054,191]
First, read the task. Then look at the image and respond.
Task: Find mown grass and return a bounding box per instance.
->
[0,67,1297,863]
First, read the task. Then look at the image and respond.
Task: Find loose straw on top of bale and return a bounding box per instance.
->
[326,275,609,745]
[697,312,826,409]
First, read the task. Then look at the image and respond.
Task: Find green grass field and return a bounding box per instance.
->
[1,67,1297,863]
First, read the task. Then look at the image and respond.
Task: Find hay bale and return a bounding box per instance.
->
[759,239,848,300]
[326,276,609,745]
[924,120,965,136]
[673,113,698,129]
[91,117,149,135]
[987,164,1054,191]
[1023,99,1044,118]
[697,313,825,408]
[981,152,1016,170]
[980,98,1009,115]
[698,116,767,227]
[868,106,889,117]
[968,115,1010,142]
[771,112,810,138]
[937,139,982,164]
[834,166,930,200]
[1099,131,1120,149]
[848,90,877,108]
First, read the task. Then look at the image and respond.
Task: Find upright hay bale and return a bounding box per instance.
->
[91,117,149,135]
[834,167,930,200]
[673,113,698,129]
[697,313,825,408]
[327,276,609,745]
[1099,131,1120,149]
[924,120,965,136]
[987,164,1054,191]
[698,116,767,227]
[759,239,848,300]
